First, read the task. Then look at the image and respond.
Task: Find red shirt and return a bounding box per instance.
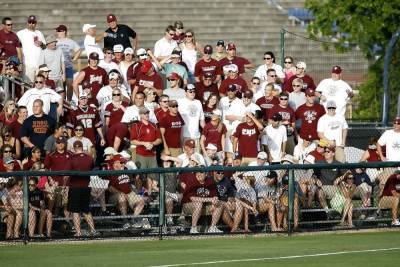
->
[0,112,17,126]
[219,56,250,75]
[308,149,324,162]
[182,175,217,204]
[219,76,248,96]
[233,122,260,158]
[0,159,21,172]
[0,29,21,58]
[44,150,73,184]
[106,122,128,151]
[10,120,22,142]
[135,72,163,93]
[203,105,216,124]
[202,122,227,151]
[256,96,279,121]
[268,105,295,124]
[104,101,129,126]
[154,107,169,124]
[284,74,316,93]
[382,174,400,196]
[23,159,38,170]
[194,82,219,104]
[130,121,161,157]
[69,153,94,188]
[126,62,142,88]
[45,79,56,90]
[109,173,132,194]
[194,59,222,80]
[67,106,102,144]
[367,148,381,162]
[295,103,325,140]
[159,112,185,148]
[81,66,108,104]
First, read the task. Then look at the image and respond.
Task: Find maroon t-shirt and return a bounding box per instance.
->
[233,122,260,158]
[67,106,102,144]
[130,121,161,157]
[194,82,219,104]
[44,150,73,184]
[256,96,279,121]
[154,107,169,124]
[268,105,295,124]
[45,79,56,90]
[0,112,18,126]
[367,148,381,162]
[202,105,216,124]
[69,153,94,188]
[194,59,222,80]
[23,159,38,170]
[219,76,248,96]
[135,72,163,93]
[106,122,128,151]
[0,29,21,58]
[295,103,326,141]
[202,122,227,151]
[126,62,142,89]
[10,120,22,142]
[104,101,129,126]
[109,173,132,194]
[81,66,108,104]
[159,112,185,148]
[181,176,217,204]
[382,174,400,196]
[218,56,250,75]
[308,149,324,162]
[284,74,316,93]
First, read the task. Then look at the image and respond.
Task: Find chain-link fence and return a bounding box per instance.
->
[1,162,399,242]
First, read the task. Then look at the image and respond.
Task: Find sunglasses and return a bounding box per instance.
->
[35,80,44,84]
[185,35,193,37]
[327,107,336,110]
[252,82,260,85]
[285,61,292,64]
[6,23,13,26]
[168,79,177,81]
[292,84,301,87]
[187,90,195,93]
[75,128,84,131]
[106,52,113,55]
[170,105,178,108]
[4,150,12,153]
[268,74,277,77]
[112,93,121,96]
[264,57,272,60]
[280,98,288,100]
[325,150,333,153]
[176,27,184,30]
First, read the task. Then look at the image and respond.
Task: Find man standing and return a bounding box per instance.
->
[377,117,400,162]
[317,65,354,117]
[194,45,221,83]
[218,42,253,76]
[126,48,148,89]
[212,40,227,61]
[0,17,22,65]
[153,25,178,61]
[17,15,46,82]
[104,14,138,51]
[284,61,316,93]
[194,72,219,104]
[256,83,279,123]
[262,113,287,163]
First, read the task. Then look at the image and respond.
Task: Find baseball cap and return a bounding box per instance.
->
[205,143,217,150]
[89,52,99,60]
[119,151,131,160]
[243,90,253,98]
[325,145,336,153]
[4,156,14,165]
[55,25,67,32]
[168,72,181,80]
[272,113,282,121]
[27,15,37,23]
[113,44,124,53]
[138,106,150,115]
[107,14,117,23]
[305,89,315,97]
[204,45,213,54]
[204,72,213,79]
[233,152,242,160]
[140,60,153,73]
[228,64,238,73]
[46,35,57,44]
[212,109,222,117]
[228,84,237,91]
[318,139,330,148]
[217,40,225,46]
[332,65,342,74]
[184,139,196,148]
[393,117,400,125]
[171,49,181,58]
[56,136,67,144]
[266,171,278,179]
[257,151,268,160]
[38,64,50,72]
[112,154,127,163]
[73,140,83,148]
[281,154,295,164]
[136,48,148,57]
[168,100,178,107]
[326,100,337,108]
[79,92,89,99]
[82,24,96,33]
[108,72,119,80]
[104,147,117,156]
[185,84,196,91]
[226,42,236,50]
[124,47,134,55]
[296,61,307,70]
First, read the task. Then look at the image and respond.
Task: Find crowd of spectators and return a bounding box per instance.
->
[0,14,400,239]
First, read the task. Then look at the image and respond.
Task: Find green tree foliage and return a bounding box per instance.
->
[305,0,400,119]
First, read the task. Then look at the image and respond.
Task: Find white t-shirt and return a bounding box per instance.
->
[144,102,159,124]
[18,87,62,116]
[293,142,317,164]
[17,28,46,67]
[67,136,93,154]
[177,98,204,138]
[121,105,140,123]
[181,45,197,73]
[317,78,352,116]
[84,35,104,60]
[317,113,348,146]
[378,129,400,161]
[177,152,206,167]
[254,63,285,80]
[96,85,130,121]
[262,125,287,162]
[219,97,246,132]
[289,91,306,111]
[119,61,133,90]
[98,60,120,74]
[164,88,186,101]
[154,37,177,58]
[243,102,261,115]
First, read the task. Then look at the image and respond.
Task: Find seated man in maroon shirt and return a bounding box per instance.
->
[181,168,223,234]
[68,140,98,237]
[219,64,248,98]
[232,111,264,165]
[194,72,219,104]
[379,170,400,226]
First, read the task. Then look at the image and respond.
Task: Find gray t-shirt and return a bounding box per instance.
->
[314,160,345,185]
[57,38,80,69]
[163,88,186,101]
[43,135,56,154]
[38,48,65,80]
[288,91,306,111]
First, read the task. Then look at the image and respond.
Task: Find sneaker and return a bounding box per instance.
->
[123,222,132,230]
[142,218,151,230]
[90,230,101,237]
[177,216,190,227]
[391,220,400,226]
[190,226,199,234]
[207,226,223,234]
[166,192,179,202]
[166,217,174,226]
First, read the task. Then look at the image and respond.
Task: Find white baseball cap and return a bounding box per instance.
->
[113,44,124,53]
[136,48,148,59]
[82,24,96,33]
[104,147,117,156]
[212,109,222,117]
[124,47,134,55]
[205,143,217,150]
[257,151,268,160]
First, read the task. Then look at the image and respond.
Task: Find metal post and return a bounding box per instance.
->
[22,175,29,244]
[280,29,286,67]
[11,82,15,99]
[158,173,165,240]
[3,77,10,102]
[288,169,295,236]
[397,93,400,116]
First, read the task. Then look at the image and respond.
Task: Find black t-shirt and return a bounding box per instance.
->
[20,114,56,150]
[104,24,136,49]
[215,177,236,201]
[314,160,345,185]
[28,188,44,208]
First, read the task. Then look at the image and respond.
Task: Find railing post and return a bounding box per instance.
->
[288,169,294,236]
[280,28,286,67]
[22,175,29,244]
[158,173,165,240]
[3,77,10,102]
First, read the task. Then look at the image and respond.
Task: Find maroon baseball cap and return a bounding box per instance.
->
[27,15,37,23]
[141,60,153,73]
[168,72,181,80]
[204,45,213,54]
[332,65,342,74]
[73,140,83,148]
[184,139,196,148]
[55,25,67,32]
[89,52,99,60]
[112,154,127,163]
[305,89,315,96]
[394,117,400,125]
[56,136,67,144]
[81,80,91,89]
[107,14,117,23]
[226,43,236,50]
[204,72,213,79]
[228,84,237,91]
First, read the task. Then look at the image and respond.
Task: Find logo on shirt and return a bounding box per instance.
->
[89,75,103,84]
[188,104,198,117]
[328,120,341,130]
[304,110,317,123]
[242,128,256,136]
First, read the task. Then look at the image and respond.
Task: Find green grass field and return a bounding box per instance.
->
[1,230,400,267]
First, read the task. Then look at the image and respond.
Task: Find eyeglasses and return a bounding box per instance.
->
[6,23,13,26]
[284,61,292,64]
[4,150,12,153]
[292,84,301,87]
[187,90,195,93]
[280,98,288,100]
[168,79,177,82]
[75,128,84,131]
[170,105,178,108]
[185,34,193,37]
[327,107,336,110]
[112,93,121,96]
[264,57,272,60]
[35,80,44,84]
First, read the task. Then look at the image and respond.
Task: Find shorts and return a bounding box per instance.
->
[321,185,336,200]
[109,191,142,208]
[379,196,399,209]
[65,67,74,79]
[182,202,212,216]
[135,154,158,180]
[67,187,91,213]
